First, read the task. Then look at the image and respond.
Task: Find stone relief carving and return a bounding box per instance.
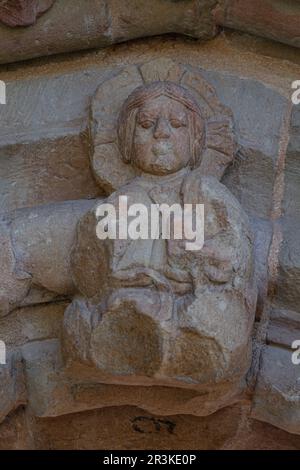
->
[0,59,258,418]
[63,60,257,398]
[0,0,55,27]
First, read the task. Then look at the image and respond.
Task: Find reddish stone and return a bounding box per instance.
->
[0,0,55,27]
[215,0,300,48]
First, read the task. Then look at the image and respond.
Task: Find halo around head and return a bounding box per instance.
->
[90,58,235,194]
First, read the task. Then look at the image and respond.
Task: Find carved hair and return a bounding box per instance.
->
[117,81,205,169]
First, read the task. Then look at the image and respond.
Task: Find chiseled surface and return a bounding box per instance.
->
[1,404,300,450]
[0,0,217,64]
[0,1,299,65]
[0,0,55,27]
[0,28,300,448]
[215,0,300,49]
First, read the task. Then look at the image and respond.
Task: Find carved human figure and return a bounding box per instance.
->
[64,81,256,394]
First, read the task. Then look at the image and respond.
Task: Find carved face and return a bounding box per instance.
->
[132,96,192,175]
[117,82,206,175]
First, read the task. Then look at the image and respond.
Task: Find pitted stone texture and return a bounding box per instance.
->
[109,0,217,43]
[0,40,298,442]
[21,339,244,418]
[215,0,300,49]
[0,218,31,317]
[0,200,96,315]
[30,405,300,450]
[0,0,55,27]
[90,61,235,193]
[252,345,300,435]
[0,49,290,216]
[0,302,67,350]
[0,0,300,65]
[65,66,256,410]
[267,309,300,349]
[0,69,109,212]
[2,404,300,450]
[0,0,111,64]
[0,408,33,450]
[0,351,27,424]
[276,106,300,312]
[0,0,217,65]
[252,309,300,437]
[0,70,112,148]
[0,135,101,213]
[200,69,290,219]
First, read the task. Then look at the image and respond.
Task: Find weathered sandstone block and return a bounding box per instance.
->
[0,0,55,27]
[215,0,300,49]
[63,60,257,407]
[0,0,217,64]
[0,351,26,424]
[252,345,300,435]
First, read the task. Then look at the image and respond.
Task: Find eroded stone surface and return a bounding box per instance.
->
[0,36,300,447]
[20,339,245,418]
[0,0,217,65]
[0,351,26,424]
[0,302,67,349]
[0,0,299,65]
[64,63,256,407]
[1,403,300,450]
[0,0,110,64]
[215,0,300,49]
[0,217,31,317]
[0,0,55,27]
[0,200,96,315]
[276,105,300,312]
[251,345,300,435]
[0,135,101,213]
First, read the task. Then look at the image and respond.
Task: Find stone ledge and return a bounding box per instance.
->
[0,1,299,66]
[0,0,217,65]
[215,0,300,49]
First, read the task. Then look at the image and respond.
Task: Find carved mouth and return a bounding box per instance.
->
[152,142,173,157]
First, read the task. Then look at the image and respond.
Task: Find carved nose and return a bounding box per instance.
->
[153,118,170,139]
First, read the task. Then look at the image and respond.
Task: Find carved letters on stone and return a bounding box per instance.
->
[0,0,55,27]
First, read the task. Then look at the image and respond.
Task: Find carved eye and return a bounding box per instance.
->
[140,120,154,129]
[170,119,185,128]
